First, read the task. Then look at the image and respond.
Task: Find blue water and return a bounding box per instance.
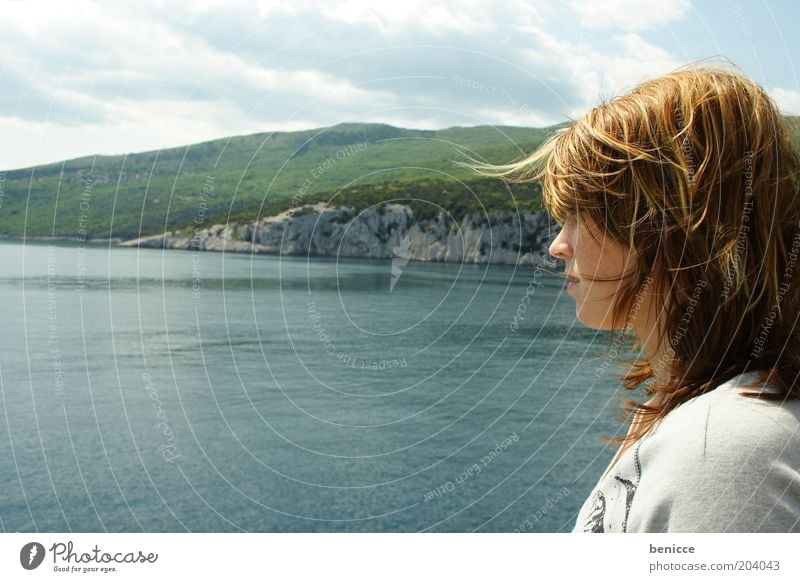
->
[0,240,628,532]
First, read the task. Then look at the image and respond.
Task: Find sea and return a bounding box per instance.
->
[0,240,629,532]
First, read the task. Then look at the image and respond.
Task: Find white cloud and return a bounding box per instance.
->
[567,0,690,31]
[0,0,765,170]
[599,33,683,93]
[515,27,681,109]
[771,87,800,115]
[317,0,491,35]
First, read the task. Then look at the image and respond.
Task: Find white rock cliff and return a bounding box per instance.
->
[119,203,557,267]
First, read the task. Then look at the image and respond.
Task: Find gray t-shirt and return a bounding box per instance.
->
[573,370,800,532]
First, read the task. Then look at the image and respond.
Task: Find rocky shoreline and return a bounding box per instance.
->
[118,203,558,267]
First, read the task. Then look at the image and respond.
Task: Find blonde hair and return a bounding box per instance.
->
[474,66,800,449]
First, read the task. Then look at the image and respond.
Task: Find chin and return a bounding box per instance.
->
[575,308,616,331]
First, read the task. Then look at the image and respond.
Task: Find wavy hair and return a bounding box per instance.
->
[472,66,800,451]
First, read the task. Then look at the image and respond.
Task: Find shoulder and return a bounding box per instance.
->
[627,371,800,532]
[645,371,800,458]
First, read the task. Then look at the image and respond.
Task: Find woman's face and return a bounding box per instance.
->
[548,213,638,330]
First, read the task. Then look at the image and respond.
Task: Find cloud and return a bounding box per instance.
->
[511,27,682,112]
[771,87,800,115]
[567,0,691,31]
[0,0,695,169]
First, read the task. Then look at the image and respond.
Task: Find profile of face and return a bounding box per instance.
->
[548,213,638,330]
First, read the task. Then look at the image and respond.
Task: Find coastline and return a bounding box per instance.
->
[116,203,558,268]
[0,235,124,245]
[0,204,559,268]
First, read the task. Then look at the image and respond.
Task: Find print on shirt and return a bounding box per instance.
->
[580,442,642,533]
[584,491,606,532]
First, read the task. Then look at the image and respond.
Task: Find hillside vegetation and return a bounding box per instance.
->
[7,117,793,240]
[0,123,553,239]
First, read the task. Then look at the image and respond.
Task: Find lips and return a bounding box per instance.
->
[566,274,580,283]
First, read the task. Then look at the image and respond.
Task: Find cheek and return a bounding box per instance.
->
[572,279,625,331]
[593,242,633,279]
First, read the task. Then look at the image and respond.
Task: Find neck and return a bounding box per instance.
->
[632,306,672,388]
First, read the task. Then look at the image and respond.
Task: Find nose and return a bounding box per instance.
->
[549,227,572,260]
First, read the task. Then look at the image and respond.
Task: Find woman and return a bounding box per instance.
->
[477,66,800,532]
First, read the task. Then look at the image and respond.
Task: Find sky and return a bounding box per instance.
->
[0,0,798,170]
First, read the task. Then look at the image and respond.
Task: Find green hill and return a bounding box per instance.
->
[3,116,796,241]
[0,123,552,240]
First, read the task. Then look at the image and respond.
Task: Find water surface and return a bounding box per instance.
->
[0,240,627,532]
